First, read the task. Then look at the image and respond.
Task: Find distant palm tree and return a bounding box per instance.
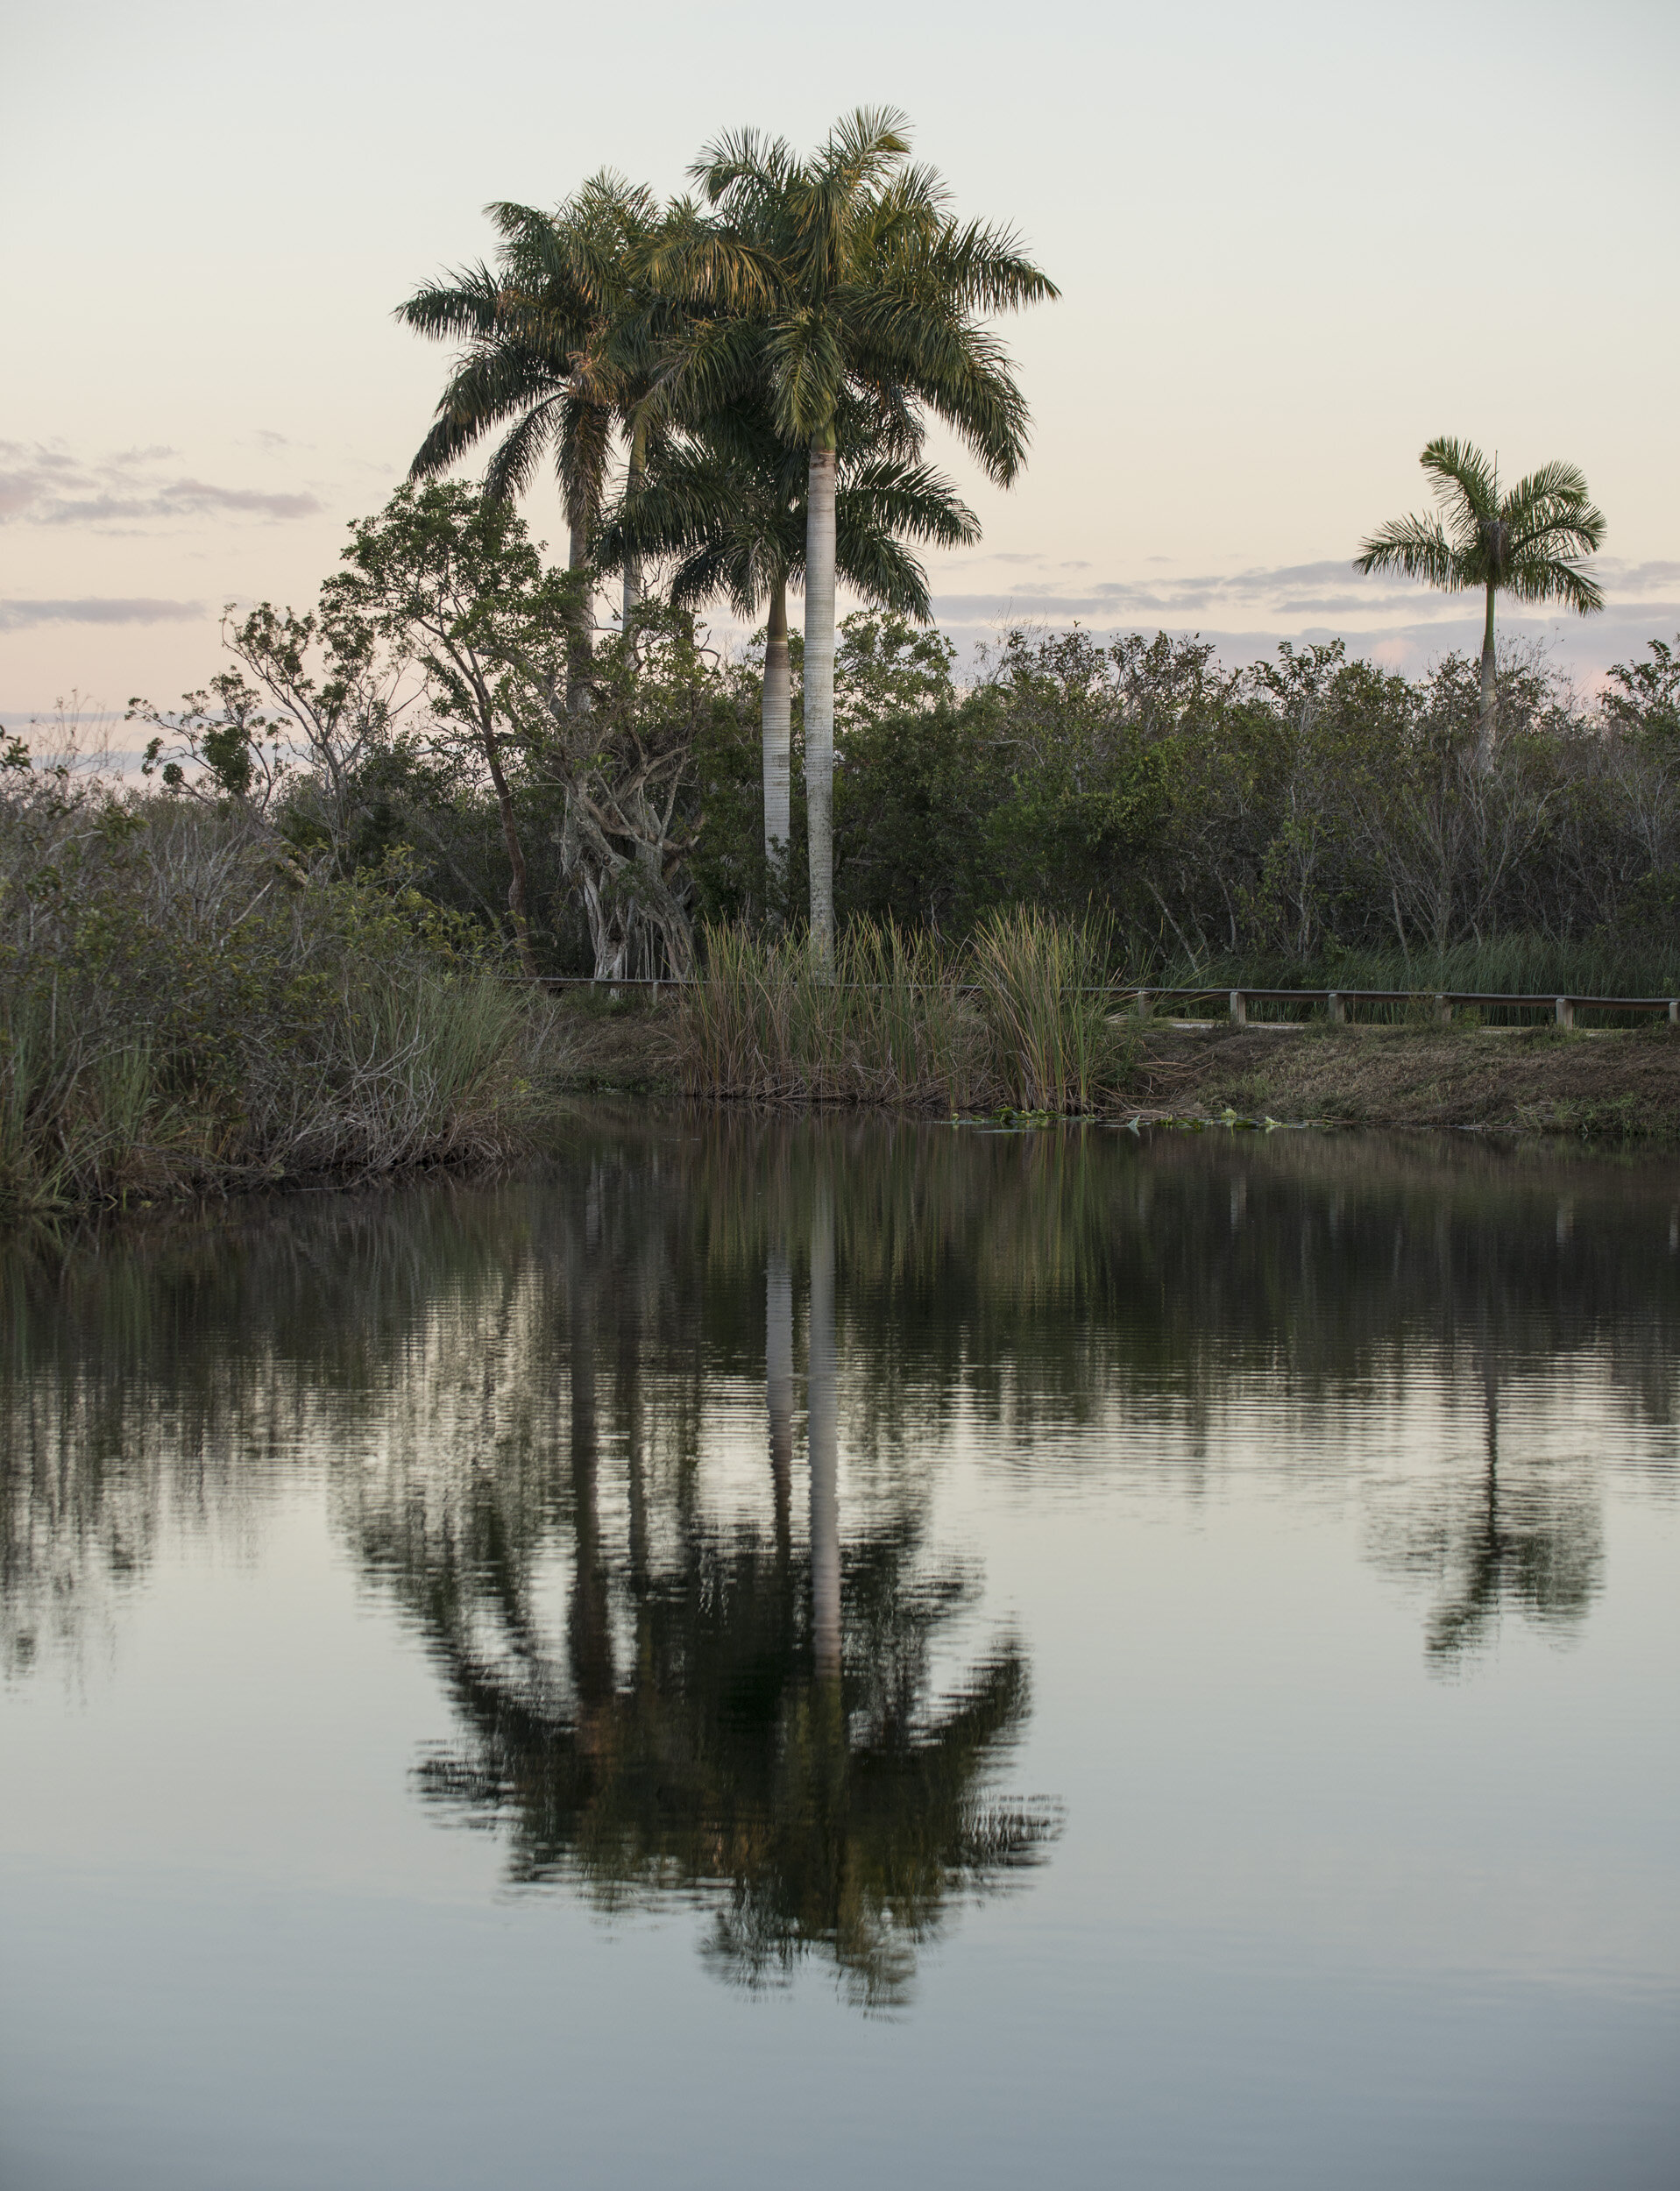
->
[655,109,1056,967]
[1356,437,1605,764]
[596,401,976,895]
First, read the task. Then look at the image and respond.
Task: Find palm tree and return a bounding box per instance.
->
[395,173,663,703]
[1356,437,1606,766]
[595,400,977,897]
[654,109,1056,968]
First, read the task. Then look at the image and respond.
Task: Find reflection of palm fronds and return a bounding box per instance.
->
[407,1509,1053,2009]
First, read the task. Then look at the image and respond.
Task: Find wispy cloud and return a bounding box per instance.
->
[931,553,1679,628]
[0,597,205,633]
[0,441,322,528]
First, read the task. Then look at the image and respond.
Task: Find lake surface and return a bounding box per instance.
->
[3,1110,1677,2189]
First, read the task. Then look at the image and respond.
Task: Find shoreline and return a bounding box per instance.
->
[549,996,1680,1143]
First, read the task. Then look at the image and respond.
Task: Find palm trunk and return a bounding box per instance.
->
[1477,579,1497,771]
[807,1187,840,1687]
[766,1241,793,1565]
[762,576,792,912]
[804,435,838,975]
[482,732,539,980]
[621,438,644,635]
[567,510,593,717]
[566,1273,613,1709]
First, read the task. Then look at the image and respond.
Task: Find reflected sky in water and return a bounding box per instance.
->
[2,1111,1677,2188]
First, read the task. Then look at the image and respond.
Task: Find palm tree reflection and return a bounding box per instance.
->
[1420,1354,1602,1665]
[401,1180,1057,2011]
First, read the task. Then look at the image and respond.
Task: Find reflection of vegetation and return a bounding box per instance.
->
[4,1108,1675,1719]
[344,1176,1054,2010]
[1372,1366,1603,1667]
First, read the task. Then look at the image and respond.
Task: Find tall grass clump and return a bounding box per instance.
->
[972,907,1123,1110]
[0,768,544,1220]
[684,912,1131,1111]
[684,919,978,1105]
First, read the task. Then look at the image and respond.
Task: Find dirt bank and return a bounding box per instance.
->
[546,993,1680,1140]
[1131,1022,1680,1138]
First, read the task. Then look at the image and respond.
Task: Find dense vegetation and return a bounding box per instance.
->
[7,456,1675,1206]
[124,484,1680,996]
[0,743,542,1217]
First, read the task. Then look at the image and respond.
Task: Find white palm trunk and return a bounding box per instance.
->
[621,438,644,635]
[766,1241,794,1556]
[807,1187,840,1686]
[804,440,838,973]
[762,577,791,911]
[1478,578,1498,771]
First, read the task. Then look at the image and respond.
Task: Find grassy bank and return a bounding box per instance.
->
[0,774,548,1220]
[547,917,1680,1141]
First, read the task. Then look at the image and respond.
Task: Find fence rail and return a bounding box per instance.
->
[541,975,1680,1029]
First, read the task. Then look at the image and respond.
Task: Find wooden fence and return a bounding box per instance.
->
[540,975,1680,1030]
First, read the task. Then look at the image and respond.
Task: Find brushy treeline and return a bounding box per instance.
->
[0,755,543,1218]
[790,620,1680,996]
[126,482,1680,996]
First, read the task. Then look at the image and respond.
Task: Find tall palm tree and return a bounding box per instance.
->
[653,109,1056,967]
[596,401,977,895]
[395,173,663,702]
[1356,437,1606,765]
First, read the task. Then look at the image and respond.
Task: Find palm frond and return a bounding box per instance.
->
[482,399,563,505]
[1501,461,1606,558]
[394,264,507,342]
[891,216,1060,311]
[764,313,847,443]
[410,347,566,481]
[1420,436,1499,522]
[1503,552,1606,615]
[1354,514,1463,587]
[839,457,978,547]
[833,524,932,620]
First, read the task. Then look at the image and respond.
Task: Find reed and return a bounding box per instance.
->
[681,911,1131,1111]
[972,906,1119,1110]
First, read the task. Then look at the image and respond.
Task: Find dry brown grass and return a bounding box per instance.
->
[1128,1022,1680,1138]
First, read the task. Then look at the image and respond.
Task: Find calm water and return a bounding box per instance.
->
[3,1111,1677,2189]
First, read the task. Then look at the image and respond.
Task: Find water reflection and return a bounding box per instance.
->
[353,1162,1053,2008]
[1378,1359,1604,1667]
[4,1115,1677,1989]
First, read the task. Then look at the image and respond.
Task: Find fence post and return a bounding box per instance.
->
[1229,990,1247,1027]
[1556,996,1574,1030]
[1137,989,1153,1020]
[1435,994,1451,1026]
[1328,990,1346,1025]
[1670,1000,1678,1028]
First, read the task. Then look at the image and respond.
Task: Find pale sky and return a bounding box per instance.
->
[4,0,1677,729]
